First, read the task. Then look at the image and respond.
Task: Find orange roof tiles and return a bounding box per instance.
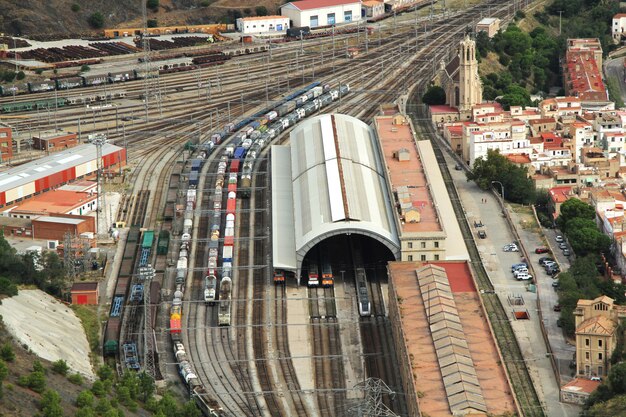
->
[376,115,442,233]
[562,378,601,395]
[7,190,96,215]
[564,50,607,102]
[506,153,531,164]
[430,105,459,114]
[549,186,573,204]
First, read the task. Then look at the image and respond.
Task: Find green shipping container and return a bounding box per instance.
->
[157,230,170,255]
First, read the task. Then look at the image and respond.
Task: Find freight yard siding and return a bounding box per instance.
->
[0,143,126,208]
[272,113,400,277]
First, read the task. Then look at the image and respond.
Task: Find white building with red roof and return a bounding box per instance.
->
[281,0,362,28]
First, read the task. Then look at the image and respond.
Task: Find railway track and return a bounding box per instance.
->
[409,100,544,417]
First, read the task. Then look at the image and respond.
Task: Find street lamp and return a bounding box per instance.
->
[491,180,504,200]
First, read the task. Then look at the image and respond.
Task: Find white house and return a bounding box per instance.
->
[613,13,626,44]
[236,16,291,34]
[281,0,362,28]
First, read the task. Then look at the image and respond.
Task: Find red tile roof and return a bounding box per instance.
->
[549,186,573,203]
[561,378,601,395]
[506,153,531,164]
[430,104,459,114]
[284,0,360,10]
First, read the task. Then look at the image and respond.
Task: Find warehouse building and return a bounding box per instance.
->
[236,15,290,34]
[281,0,362,28]
[32,131,79,152]
[0,143,125,209]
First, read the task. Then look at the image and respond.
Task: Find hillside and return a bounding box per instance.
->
[0,0,283,38]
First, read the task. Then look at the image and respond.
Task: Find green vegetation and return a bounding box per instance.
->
[557,199,611,256]
[16,71,25,81]
[80,64,90,72]
[72,305,101,354]
[0,343,15,362]
[0,360,8,397]
[51,359,69,376]
[421,85,446,105]
[255,6,268,16]
[200,0,211,6]
[88,12,104,29]
[586,363,626,414]
[40,389,64,417]
[71,3,80,12]
[466,149,536,204]
[147,0,159,11]
[147,19,158,28]
[18,368,46,393]
[68,372,84,385]
[0,69,16,83]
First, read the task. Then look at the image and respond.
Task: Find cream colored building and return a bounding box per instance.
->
[476,17,500,38]
[281,0,362,28]
[574,295,625,378]
[236,15,290,34]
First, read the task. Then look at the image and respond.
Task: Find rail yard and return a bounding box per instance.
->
[0,1,542,416]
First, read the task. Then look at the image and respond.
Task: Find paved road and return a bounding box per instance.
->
[605,57,626,102]
[441,150,580,417]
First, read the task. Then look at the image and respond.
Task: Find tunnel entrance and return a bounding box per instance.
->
[300,234,395,287]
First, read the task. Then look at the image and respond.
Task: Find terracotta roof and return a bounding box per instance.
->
[506,154,531,164]
[361,0,383,5]
[576,315,616,336]
[430,105,459,114]
[614,14,626,19]
[549,186,573,203]
[561,378,601,395]
[283,0,360,10]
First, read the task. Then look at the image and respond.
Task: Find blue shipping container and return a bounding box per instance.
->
[233,147,246,159]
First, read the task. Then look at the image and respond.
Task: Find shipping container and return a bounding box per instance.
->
[189,171,199,187]
[222,245,233,263]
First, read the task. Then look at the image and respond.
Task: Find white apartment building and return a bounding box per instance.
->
[281,0,361,28]
[613,13,626,44]
[567,120,596,163]
[468,121,530,165]
[540,97,583,119]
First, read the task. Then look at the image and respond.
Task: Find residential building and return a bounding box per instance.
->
[574,296,625,378]
[236,15,290,34]
[539,96,583,119]
[561,379,601,405]
[613,13,626,44]
[548,185,574,219]
[563,40,610,109]
[568,38,603,68]
[0,123,12,162]
[281,0,362,28]
[467,120,529,166]
[475,17,500,38]
[361,0,385,18]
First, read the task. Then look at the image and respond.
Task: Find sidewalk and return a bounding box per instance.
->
[442,150,580,417]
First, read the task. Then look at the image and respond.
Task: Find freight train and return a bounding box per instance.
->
[167,81,350,415]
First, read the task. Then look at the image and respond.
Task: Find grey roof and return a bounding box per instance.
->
[0,143,123,193]
[272,113,400,273]
[33,216,85,225]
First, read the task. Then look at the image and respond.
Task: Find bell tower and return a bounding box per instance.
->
[458,35,482,115]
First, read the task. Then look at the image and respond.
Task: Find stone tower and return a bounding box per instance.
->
[458,35,482,115]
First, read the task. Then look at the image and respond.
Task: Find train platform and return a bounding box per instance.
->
[285,283,315,391]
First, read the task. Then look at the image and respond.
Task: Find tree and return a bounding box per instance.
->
[51,359,69,376]
[421,85,446,105]
[80,65,90,72]
[16,71,25,80]
[181,400,202,417]
[71,3,80,12]
[76,390,95,408]
[0,277,17,296]
[609,363,626,395]
[147,19,158,28]
[91,380,107,397]
[255,6,268,16]
[138,371,155,402]
[68,373,83,385]
[28,371,46,393]
[147,0,159,11]
[0,359,8,397]
[558,198,596,226]
[97,365,114,382]
[88,12,104,29]
[40,389,63,417]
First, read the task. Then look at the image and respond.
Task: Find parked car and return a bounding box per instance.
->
[474,220,484,227]
[454,164,463,171]
[478,230,487,239]
[539,257,554,266]
[511,263,528,272]
[558,242,568,250]
[514,268,529,277]
[503,243,519,252]
[563,249,571,256]
[555,235,564,242]
[535,247,550,254]
[552,280,560,288]
[553,304,562,312]
[516,273,533,281]
[590,376,602,381]
[543,260,557,268]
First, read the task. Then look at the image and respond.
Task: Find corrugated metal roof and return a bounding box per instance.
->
[0,143,123,193]
[273,113,400,275]
[271,145,297,270]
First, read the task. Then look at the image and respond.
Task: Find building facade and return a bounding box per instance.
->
[32,131,79,152]
[0,123,12,162]
[613,13,626,44]
[71,282,99,305]
[361,0,385,18]
[281,0,362,28]
[236,16,290,34]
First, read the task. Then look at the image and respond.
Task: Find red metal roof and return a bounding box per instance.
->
[285,0,360,10]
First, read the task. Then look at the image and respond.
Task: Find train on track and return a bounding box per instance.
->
[167,80,350,415]
[355,268,372,317]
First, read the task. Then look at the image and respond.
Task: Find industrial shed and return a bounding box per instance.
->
[272,113,400,277]
[0,143,126,208]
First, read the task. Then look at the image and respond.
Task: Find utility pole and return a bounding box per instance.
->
[140,0,160,121]
[348,378,399,417]
[90,134,108,239]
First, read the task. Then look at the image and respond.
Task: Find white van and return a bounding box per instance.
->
[516,273,533,281]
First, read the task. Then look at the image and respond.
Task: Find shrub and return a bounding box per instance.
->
[16,71,25,80]
[51,360,69,376]
[88,12,104,29]
[0,344,14,362]
[255,6,268,16]
[0,278,17,297]
[76,390,95,408]
[147,19,158,28]
[200,0,211,6]
[71,3,80,12]
[147,0,159,10]
[68,373,83,385]
[81,65,90,72]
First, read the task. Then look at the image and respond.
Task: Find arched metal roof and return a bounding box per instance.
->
[272,113,400,275]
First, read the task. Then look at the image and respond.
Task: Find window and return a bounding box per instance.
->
[408,242,413,249]
[344,10,352,22]
[327,13,335,25]
[407,255,413,261]
[420,255,426,261]
[434,241,439,248]
[598,366,604,376]
[586,352,590,360]
[421,242,426,249]
[585,339,590,347]
[434,254,440,260]
[310,15,319,27]
[599,340,603,348]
